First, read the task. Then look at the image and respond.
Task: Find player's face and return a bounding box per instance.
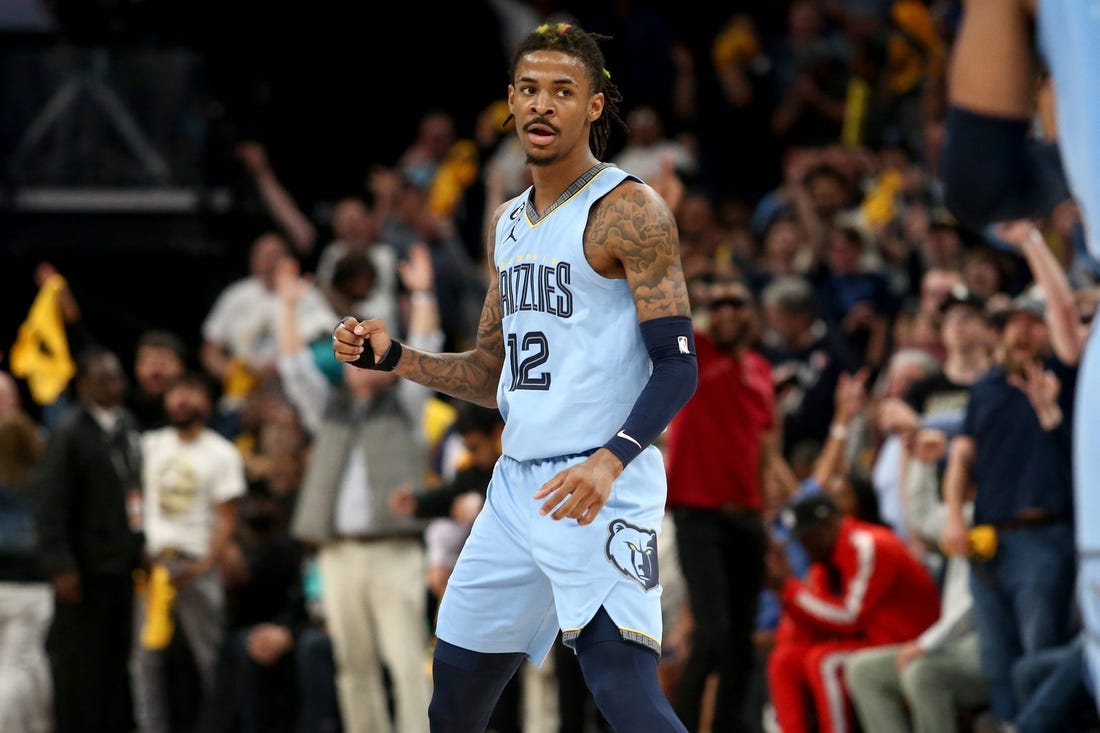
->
[508,50,602,167]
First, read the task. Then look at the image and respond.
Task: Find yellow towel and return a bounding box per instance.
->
[141,564,177,650]
[9,273,76,405]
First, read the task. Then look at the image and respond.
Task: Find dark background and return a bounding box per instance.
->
[0,0,781,369]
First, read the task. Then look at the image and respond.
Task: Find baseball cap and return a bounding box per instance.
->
[939,284,986,315]
[994,292,1047,325]
[780,493,840,536]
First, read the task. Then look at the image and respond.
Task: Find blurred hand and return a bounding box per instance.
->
[833,367,870,424]
[877,397,920,435]
[650,155,685,214]
[841,302,877,332]
[895,641,925,672]
[451,491,484,525]
[427,565,451,600]
[35,261,60,287]
[247,623,293,666]
[991,219,1043,251]
[763,538,793,590]
[398,243,435,296]
[913,428,948,463]
[1008,361,1063,429]
[273,256,311,305]
[389,485,417,517]
[219,541,251,590]
[52,571,81,605]
[940,511,969,557]
[170,559,210,588]
[236,142,270,176]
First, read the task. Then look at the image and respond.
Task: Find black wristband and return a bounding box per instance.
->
[351,339,404,371]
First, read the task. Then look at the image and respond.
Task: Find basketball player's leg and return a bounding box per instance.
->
[572,606,687,732]
[535,449,686,731]
[429,642,527,733]
[431,456,560,732]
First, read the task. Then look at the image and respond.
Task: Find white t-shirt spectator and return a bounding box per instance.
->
[141,427,247,558]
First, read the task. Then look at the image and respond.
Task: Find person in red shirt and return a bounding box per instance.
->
[664,278,782,732]
[765,493,941,733]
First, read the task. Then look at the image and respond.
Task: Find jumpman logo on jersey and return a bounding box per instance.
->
[506,203,523,243]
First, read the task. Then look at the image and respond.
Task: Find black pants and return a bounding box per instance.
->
[671,507,767,733]
[46,572,135,733]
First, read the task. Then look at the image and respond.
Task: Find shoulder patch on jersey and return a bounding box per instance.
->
[605,519,659,591]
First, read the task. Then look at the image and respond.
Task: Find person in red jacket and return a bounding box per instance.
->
[765,493,940,733]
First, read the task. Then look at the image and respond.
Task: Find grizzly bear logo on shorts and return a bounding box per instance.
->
[605,519,659,591]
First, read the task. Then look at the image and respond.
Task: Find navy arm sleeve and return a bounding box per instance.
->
[940,105,1070,229]
[601,315,698,467]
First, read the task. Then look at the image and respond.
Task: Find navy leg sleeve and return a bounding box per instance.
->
[429,640,526,733]
[940,105,1070,228]
[574,607,688,732]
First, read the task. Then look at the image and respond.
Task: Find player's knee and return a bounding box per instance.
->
[577,639,687,732]
[429,641,526,732]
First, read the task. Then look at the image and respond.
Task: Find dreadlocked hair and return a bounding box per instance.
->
[508,22,626,159]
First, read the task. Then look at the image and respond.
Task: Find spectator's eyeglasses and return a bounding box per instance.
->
[709,296,750,310]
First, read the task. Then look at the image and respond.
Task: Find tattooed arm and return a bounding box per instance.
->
[332,203,508,408]
[534,180,697,524]
[585,179,692,320]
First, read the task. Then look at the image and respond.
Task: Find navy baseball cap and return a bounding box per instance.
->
[939,284,986,315]
[780,493,840,536]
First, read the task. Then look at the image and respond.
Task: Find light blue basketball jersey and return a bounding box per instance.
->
[1037,0,1100,701]
[436,163,670,666]
[493,163,649,461]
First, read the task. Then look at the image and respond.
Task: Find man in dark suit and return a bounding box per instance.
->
[36,345,145,733]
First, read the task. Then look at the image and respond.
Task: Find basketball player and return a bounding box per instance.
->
[333,22,695,733]
[940,0,1100,710]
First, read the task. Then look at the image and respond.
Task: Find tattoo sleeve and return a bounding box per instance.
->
[589,182,692,322]
[394,206,508,407]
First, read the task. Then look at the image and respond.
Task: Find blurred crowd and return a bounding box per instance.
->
[2,1,1099,732]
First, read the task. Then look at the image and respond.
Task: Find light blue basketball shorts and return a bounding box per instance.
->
[434,446,668,667]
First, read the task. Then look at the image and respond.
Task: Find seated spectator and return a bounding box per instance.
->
[764,493,941,733]
[202,488,337,733]
[845,431,988,733]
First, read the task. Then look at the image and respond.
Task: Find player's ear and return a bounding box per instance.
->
[588,93,604,122]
